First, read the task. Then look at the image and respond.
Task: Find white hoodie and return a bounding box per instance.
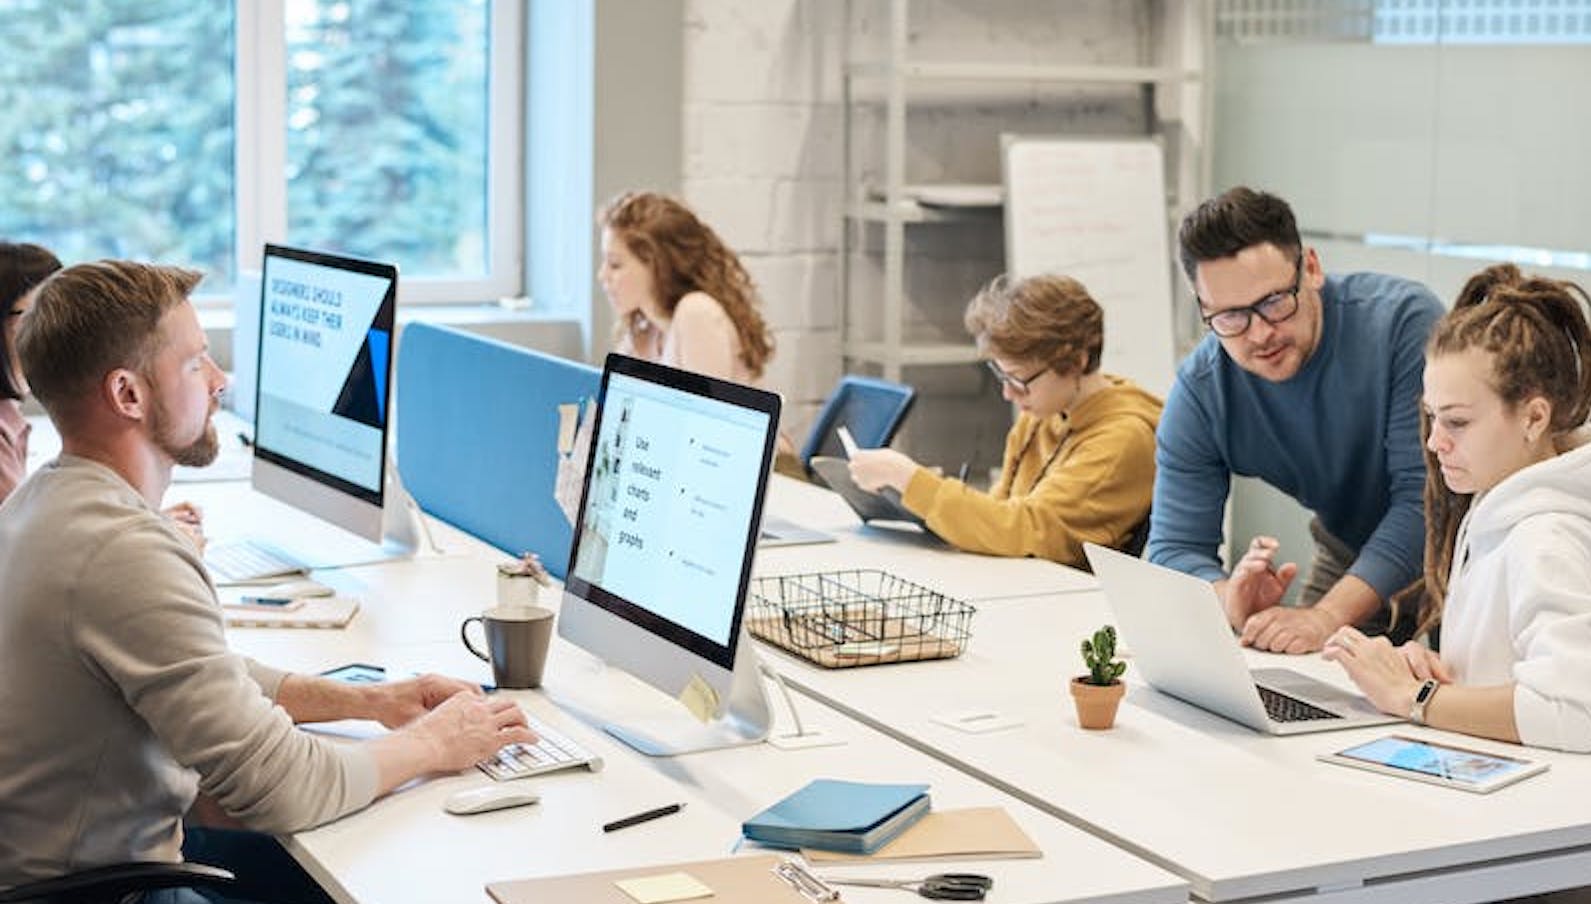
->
[1441,438,1591,752]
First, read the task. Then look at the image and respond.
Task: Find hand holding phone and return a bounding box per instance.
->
[836,425,859,459]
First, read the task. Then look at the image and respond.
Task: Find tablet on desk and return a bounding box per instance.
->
[1318,734,1548,793]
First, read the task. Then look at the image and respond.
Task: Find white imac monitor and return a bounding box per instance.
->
[558,354,779,756]
[251,244,397,548]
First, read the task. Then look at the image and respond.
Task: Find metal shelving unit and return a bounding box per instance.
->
[840,0,1210,381]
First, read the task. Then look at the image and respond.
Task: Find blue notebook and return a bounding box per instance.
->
[742,780,931,854]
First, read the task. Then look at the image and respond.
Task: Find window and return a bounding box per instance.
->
[0,3,237,284]
[0,0,521,305]
[1212,0,1591,298]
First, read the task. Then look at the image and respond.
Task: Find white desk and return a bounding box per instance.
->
[764,587,1591,903]
[757,475,1098,601]
[200,482,1187,904]
[189,473,1591,904]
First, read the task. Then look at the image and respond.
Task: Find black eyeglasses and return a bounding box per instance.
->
[985,360,1048,394]
[1199,255,1303,338]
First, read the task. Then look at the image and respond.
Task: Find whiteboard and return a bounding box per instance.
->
[1002,136,1176,396]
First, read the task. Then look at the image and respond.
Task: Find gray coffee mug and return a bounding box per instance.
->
[460,606,554,689]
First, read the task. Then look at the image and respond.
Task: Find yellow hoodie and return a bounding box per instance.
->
[901,375,1162,568]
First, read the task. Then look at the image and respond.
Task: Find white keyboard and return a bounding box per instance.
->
[205,540,307,584]
[478,715,604,781]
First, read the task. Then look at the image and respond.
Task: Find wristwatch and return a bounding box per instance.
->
[1409,678,1440,725]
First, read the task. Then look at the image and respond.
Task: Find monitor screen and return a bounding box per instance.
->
[564,357,778,672]
[254,245,396,520]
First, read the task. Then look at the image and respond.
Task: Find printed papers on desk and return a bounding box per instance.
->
[742,779,930,854]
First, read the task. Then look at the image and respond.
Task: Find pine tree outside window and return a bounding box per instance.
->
[0,0,522,305]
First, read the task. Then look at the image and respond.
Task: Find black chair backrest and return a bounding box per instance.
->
[0,861,234,904]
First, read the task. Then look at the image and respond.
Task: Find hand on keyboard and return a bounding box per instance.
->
[368,673,491,729]
[403,693,537,773]
[478,714,604,781]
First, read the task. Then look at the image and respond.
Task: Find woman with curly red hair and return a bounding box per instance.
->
[597,191,774,386]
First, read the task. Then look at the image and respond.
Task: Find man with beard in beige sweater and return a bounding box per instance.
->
[0,260,534,902]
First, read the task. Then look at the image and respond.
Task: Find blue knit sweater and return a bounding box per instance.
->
[1147,272,1443,602]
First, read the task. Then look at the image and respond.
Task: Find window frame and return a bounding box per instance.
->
[230,0,523,308]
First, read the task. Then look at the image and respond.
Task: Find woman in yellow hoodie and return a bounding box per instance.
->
[848,273,1162,568]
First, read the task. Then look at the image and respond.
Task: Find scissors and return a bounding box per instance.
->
[823,873,994,900]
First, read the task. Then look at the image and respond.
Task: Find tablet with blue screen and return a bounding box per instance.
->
[1319,734,1548,793]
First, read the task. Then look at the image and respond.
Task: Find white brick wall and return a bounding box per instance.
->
[680,0,1151,471]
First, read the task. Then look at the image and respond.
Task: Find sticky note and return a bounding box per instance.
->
[677,673,720,723]
[614,871,714,903]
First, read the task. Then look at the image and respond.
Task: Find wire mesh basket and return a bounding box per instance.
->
[746,569,976,668]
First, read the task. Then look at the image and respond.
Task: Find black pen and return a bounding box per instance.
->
[602,802,684,833]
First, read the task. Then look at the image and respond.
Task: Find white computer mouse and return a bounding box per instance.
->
[443,785,541,816]
[259,578,336,599]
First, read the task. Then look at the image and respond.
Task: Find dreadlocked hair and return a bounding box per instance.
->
[1391,263,1591,639]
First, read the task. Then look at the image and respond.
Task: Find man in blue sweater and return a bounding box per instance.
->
[1148,187,1442,654]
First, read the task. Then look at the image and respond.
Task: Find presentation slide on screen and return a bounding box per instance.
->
[573,374,768,646]
[255,256,392,493]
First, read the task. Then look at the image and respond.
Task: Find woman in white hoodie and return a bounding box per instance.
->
[1323,263,1591,751]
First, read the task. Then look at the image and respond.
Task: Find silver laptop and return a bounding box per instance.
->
[758,515,834,548]
[1084,544,1400,736]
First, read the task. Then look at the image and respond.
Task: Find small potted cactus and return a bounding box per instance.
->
[1070,624,1127,730]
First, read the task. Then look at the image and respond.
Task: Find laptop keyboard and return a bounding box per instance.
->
[478,715,604,781]
[1258,686,1341,723]
[205,540,307,584]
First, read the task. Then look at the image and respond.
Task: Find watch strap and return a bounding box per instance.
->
[1409,678,1440,725]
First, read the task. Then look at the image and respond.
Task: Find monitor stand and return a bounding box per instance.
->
[379,476,436,558]
[283,475,428,571]
[603,636,772,757]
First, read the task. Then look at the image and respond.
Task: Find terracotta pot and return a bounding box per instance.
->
[1070,677,1125,730]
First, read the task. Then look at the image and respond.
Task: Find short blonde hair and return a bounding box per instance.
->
[18,260,201,422]
[963,273,1104,376]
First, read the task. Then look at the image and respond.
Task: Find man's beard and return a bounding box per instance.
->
[147,384,219,468]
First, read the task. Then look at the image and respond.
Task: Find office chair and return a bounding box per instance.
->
[0,861,234,904]
[799,375,916,477]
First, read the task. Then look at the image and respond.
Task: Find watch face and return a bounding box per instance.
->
[1415,680,1438,703]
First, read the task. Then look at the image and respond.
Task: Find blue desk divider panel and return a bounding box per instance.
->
[395,322,599,579]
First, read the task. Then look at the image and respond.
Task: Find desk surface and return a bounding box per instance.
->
[768,589,1591,903]
[757,476,1098,601]
[198,482,1186,904]
[184,474,1591,904]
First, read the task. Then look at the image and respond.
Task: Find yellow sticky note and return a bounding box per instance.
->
[677,673,720,723]
[614,871,714,904]
[556,403,579,454]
